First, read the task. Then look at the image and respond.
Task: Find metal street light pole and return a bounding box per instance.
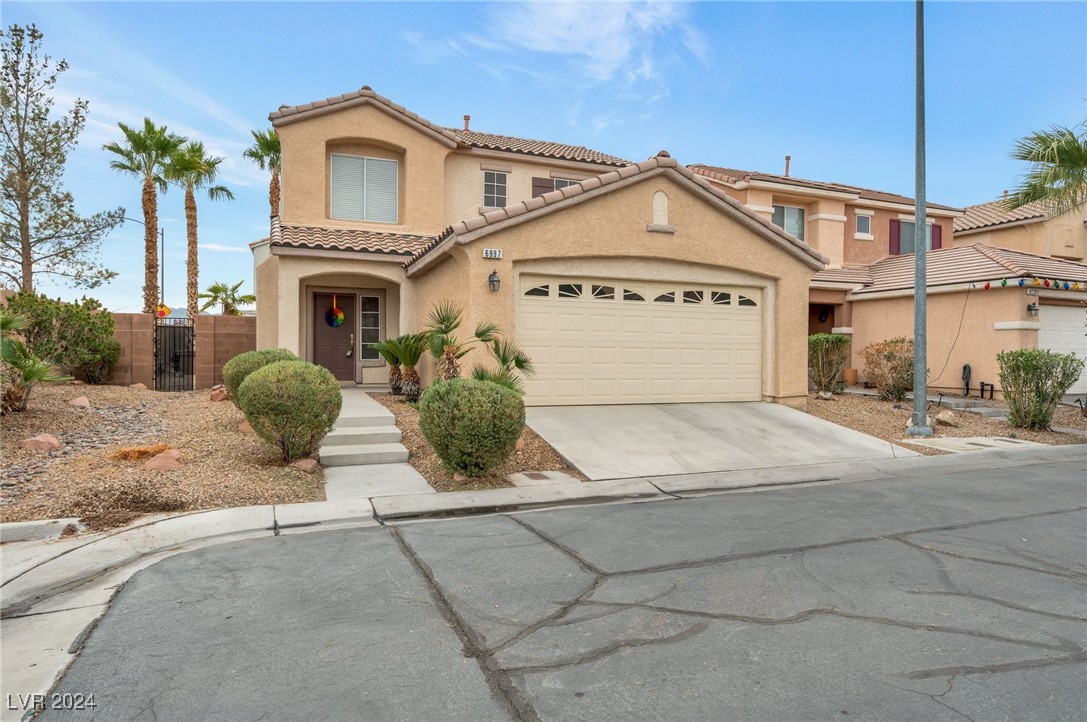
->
[907,0,933,437]
[122,217,166,305]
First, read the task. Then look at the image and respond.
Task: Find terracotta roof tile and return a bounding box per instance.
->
[269,218,436,257]
[850,244,1087,295]
[689,164,962,212]
[812,266,874,285]
[444,128,630,167]
[954,198,1050,232]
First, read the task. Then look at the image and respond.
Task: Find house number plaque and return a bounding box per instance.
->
[482,248,502,259]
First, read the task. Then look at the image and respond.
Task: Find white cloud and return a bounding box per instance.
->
[200,243,250,253]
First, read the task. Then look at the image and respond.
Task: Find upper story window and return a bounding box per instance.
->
[891,219,942,255]
[771,204,805,241]
[484,171,508,208]
[532,177,579,197]
[330,154,398,223]
[856,214,871,235]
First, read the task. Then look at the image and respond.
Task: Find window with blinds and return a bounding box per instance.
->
[330,154,398,223]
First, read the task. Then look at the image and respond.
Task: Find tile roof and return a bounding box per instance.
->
[848,244,1087,295]
[268,218,437,257]
[689,164,962,213]
[954,198,1050,233]
[811,266,874,285]
[405,152,829,272]
[445,128,630,167]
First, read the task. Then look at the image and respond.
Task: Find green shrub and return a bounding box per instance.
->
[997,349,1085,430]
[808,333,851,394]
[222,348,297,407]
[861,337,915,401]
[417,378,525,477]
[4,292,118,381]
[237,360,341,461]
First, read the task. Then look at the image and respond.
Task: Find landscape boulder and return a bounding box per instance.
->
[68,396,90,407]
[289,459,319,474]
[238,420,254,433]
[935,410,958,427]
[129,383,148,391]
[144,449,182,471]
[209,389,228,402]
[19,434,63,451]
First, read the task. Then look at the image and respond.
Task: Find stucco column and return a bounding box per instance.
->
[807,200,847,268]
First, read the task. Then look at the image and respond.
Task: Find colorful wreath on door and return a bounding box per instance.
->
[324,294,345,327]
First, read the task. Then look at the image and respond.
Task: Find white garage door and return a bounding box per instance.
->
[517,275,763,405]
[1038,304,1087,394]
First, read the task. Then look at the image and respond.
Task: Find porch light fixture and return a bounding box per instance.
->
[1026,302,1039,318]
[488,269,501,292]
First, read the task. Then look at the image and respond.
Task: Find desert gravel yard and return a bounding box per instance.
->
[805,391,1087,456]
[371,393,585,491]
[0,384,324,529]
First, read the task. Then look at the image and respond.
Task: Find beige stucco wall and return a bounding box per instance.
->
[954,207,1087,262]
[277,103,453,235]
[412,173,818,407]
[850,287,1038,396]
[443,154,608,228]
[254,251,281,349]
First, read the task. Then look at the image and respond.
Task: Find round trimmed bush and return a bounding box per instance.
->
[238,360,342,461]
[222,349,297,407]
[417,378,525,478]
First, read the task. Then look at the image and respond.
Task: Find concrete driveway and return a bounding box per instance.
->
[527,402,916,480]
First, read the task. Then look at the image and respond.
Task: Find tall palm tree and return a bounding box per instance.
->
[244,128,282,217]
[103,118,185,313]
[166,142,234,319]
[198,280,255,316]
[1005,122,1087,214]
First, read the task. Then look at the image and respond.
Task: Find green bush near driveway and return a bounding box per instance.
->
[997,349,1085,430]
[238,360,341,462]
[861,337,915,401]
[222,348,297,407]
[417,378,525,477]
[4,292,120,383]
[808,333,851,394]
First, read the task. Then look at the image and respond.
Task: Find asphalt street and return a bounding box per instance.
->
[44,457,1086,721]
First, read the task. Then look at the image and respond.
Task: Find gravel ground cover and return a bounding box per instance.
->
[371,393,585,492]
[1,384,324,529]
[805,391,1087,456]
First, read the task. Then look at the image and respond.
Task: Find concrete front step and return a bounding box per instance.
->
[320,443,409,466]
[335,412,395,428]
[323,427,402,446]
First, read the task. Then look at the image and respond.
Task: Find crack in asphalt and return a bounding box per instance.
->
[892,536,1087,581]
[904,653,1087,679]
[906,589,1087,623]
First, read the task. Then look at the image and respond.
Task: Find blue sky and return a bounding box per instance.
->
[6,1,1085,312]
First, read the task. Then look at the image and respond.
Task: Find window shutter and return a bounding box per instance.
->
[889,219,900,255]
[931,223,942,250]
[364,158,398,223]
[330,155,366,221]
[532,177,555,198]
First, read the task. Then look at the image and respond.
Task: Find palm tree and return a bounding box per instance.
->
[166,142,235,320]
[1005,122,1087,214]
[369,339,403,395]
[198,280,255,316]
[424,301,498,381]
[387,334,428,403]
[103,118,185,313]
[471,337,535,394]
[244,128,282,217]
[1,307,71,414]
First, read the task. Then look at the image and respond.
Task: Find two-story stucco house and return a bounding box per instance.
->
[251,87,828,408]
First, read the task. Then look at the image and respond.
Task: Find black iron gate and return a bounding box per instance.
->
[155,317,194,391]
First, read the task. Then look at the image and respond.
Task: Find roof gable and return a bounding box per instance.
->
[955,198,1050,233]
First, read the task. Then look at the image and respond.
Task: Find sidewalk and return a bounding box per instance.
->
[1,444,1084,721]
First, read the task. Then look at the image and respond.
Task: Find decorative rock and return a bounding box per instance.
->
[935,410,958,427]
[238,420,254,433]
[209,389,228,402]
[19,434,63,451]
[453,473,468,482]
[129,383,148,390]
[70,380,84,385]
[68,396,90,407]
[817,391,833,400]
[144,449,182,471]
[212,383,225,391]
[290,459,319,474]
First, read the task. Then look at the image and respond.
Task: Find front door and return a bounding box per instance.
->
[313,292,356,381]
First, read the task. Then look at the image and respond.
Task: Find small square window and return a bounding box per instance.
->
[553,178,577,190]
[683,290,704,304]
[771,205,805,241]
[483,171,507,208]
[856,215,871,235]
[558,283,583,299]
[591,284,615,300]
[711,291,731,306]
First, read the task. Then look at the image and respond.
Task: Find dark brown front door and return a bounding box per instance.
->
[313,293,356,381]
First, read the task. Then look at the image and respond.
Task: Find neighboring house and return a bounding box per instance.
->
[251,87,827,408]
[953,197,1087,263]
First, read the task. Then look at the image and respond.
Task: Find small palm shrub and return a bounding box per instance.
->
[387,333,428,403]
[1,307,71,414]
[424,301,499,381]
[370,340,403,395]
[471,338,536,394]
[997,349,1085,430]
[417,378,525,477]
[861,337,915,401]
[237,360,341,461]
[222,348,297,407]
[808,333,851,395]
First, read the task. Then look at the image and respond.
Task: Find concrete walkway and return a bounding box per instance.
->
[527,402,918,481]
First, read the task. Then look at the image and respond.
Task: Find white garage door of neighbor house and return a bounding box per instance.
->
[517,275,763,405]
[1038,304,1087,395]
